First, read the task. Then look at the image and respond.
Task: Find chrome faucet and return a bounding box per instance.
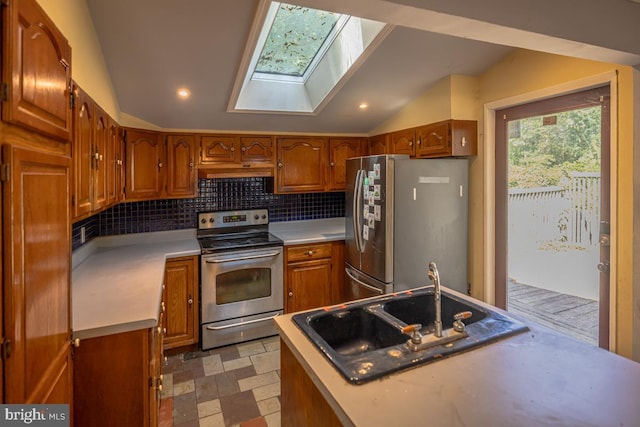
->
[428,262,443,338]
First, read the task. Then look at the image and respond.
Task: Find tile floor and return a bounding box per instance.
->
[160,336,281,427]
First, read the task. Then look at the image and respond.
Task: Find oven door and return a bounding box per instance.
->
[201,246,284,324]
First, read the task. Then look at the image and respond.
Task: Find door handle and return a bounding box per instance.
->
[597,261,610,273]
[345,268,383,295]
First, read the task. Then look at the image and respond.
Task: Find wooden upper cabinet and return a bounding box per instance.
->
[2,0,72,140]
[276,137,327,193]
[328,137,363,191]
[125,129,164,201]
[166,134,197,198]
[106,118,123,206]
[72,88,94,219]
[239,135,274,164]
[198,134,274,178]
[2,145,72,403]
[200,135,238,165]
[71,84,118,220]
[389,128,415,156]
[415,120,477,158]
[368,133,388,155]
[92,105,109,211]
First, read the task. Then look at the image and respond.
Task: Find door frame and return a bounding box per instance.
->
[483,71,618,351]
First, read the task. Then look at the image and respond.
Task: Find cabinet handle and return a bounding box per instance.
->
[231,146,235,152]
[278,162,283,169]
[288,291,293,297]
[409,139,413,146]
[189,161,194,171]
[461,136,467,147]
[330,162,335,167]
[306,250,315,256]
[157,326,162,334]
[241,145,246,152]
[161,301,165,312]
[72,338,80,348]
[163,328,167,334]
[188,297,193,305]
[417,137,422,146]
[158,162,163,169]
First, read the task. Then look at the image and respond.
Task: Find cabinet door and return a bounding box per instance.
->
[163,256,199,349]
[389,128,415,156]
[239,136,274,164]
[200,135,238,165]
[368,134,388,155]
[92,105,109,210]
[415,121,450,157]
[277,137,327,193]
[74,329,152,426]
[125,129,164,200]
[72,88,93,219]
[414,120,478,158]
[286,258,332,313]
[166,134,197,198]
[328,138,363,191]
[2,0,72,140]
[2,145,72,404]
[105,118,121,206]
[148,323,163,427]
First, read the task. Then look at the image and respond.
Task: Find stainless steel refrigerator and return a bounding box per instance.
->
[345,154,469,299]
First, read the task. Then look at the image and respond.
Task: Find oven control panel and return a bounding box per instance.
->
[198,209,269,230]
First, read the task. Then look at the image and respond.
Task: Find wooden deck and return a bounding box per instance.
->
[507,280,599,346]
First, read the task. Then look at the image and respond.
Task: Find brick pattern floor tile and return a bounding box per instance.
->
[161,337,281,427]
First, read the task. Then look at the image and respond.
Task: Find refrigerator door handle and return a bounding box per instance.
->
[353,169,365,253]
[345,268,384,295]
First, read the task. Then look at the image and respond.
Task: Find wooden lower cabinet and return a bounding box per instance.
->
[284,241,345,313]
[163,256,199,350]
[73,325,163,427]
[281,339,342,427]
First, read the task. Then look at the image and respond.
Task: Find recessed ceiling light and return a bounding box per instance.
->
[177,88,191,99]
[359,102,369,110]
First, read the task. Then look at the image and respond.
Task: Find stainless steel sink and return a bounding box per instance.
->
[293,287,529,384]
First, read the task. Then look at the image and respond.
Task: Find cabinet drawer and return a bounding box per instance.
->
[286,243,332,262]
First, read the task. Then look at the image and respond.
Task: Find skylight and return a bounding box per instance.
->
[229,1,391,114]
[254,4,342,78]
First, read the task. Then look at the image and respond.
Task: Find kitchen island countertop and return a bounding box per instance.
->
[275,288,640,427]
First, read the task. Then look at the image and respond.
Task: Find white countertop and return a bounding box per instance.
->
[270,217,345,244]
[72,229,200,340]
[275,288,640,427]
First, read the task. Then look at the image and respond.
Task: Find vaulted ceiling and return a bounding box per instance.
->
[85,0,640,134]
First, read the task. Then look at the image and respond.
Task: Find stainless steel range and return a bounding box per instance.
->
[197,208,284,350]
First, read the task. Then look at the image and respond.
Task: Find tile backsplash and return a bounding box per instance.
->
[72,177,345,250]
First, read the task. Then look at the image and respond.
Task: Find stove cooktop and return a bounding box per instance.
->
[196,209,283,253]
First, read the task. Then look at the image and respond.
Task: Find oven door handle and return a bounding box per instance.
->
[205,313,281,330]
[204,251,281,263]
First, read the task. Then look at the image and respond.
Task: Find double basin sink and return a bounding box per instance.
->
[293,287,529,384]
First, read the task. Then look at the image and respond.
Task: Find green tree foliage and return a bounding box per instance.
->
[508,107,601,188]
